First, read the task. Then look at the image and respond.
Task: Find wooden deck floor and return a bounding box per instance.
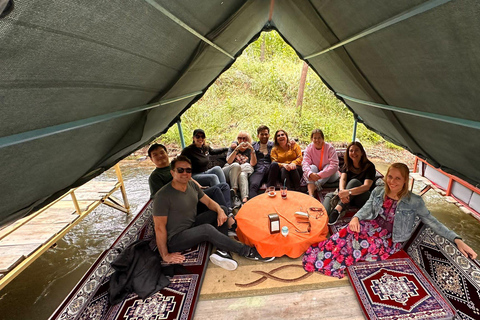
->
[194,286,365,320]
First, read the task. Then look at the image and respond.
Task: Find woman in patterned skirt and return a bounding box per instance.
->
[303,163,477,278]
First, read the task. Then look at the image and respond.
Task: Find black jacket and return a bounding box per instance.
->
[109,239,171,304]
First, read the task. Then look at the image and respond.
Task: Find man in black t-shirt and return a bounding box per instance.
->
[152,155,274,270]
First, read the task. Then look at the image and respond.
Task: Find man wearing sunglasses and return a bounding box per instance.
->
[153,155,274,270]
[148,143,234,218]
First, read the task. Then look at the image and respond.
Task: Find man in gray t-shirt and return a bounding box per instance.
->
[153,155,274,271]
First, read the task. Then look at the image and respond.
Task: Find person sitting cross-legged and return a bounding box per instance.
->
[153,155,274,270]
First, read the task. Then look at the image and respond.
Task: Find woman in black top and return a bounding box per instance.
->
[325,141,376,225]
[181,129,227,187]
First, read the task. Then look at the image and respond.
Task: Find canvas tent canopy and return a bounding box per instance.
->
[1,0,479,227]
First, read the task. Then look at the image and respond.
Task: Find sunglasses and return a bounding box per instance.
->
[175,167,192,173]
[195,135,205,139]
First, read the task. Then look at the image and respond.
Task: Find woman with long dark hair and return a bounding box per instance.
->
[325,141,376,225]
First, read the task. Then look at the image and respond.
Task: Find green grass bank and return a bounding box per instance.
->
[158,31,396,149]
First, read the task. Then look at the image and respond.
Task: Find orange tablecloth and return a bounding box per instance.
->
[236,191,328,258]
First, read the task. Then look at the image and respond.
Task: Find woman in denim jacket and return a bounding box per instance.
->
[303,163,476,278]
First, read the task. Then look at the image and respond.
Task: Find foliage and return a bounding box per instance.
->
[159,31,384,147]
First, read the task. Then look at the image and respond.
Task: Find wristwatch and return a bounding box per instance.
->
[349,190,352,195]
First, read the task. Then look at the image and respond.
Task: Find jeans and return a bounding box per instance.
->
[192,166,226,187]
[167,207,250,256]
[223,163,253,200]
[249,165,273,198]
[269,162,303,191]
[307,165,340,187]
[323,179,371,214]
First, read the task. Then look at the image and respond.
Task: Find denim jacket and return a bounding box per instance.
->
[354,186,458,243]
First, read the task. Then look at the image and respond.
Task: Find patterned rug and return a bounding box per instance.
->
[347,258,455,320]
[50,201,210,320]
[405,223,480,320]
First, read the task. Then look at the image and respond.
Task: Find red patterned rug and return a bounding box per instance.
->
[405,223,480,320]
[347,258,455,320]
[50,201,210,320]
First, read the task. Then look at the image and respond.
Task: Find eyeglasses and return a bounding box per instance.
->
[277,133,286,137]
[308,207,324,219]
[175,167,192,173]
[237,136,247,140]
[195,135,205,139]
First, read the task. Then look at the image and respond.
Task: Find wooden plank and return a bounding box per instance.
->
[410,172,423,180]
[28,213,78,225]
[52,200,95,212]
[195,286,365,320]
[445,196,457,203]
[0,243,43,272]
[0,224,68,246]
[0,255,24,273]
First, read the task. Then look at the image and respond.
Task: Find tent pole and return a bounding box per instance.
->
[338,93,480,130]
[177,119,186,149]
[352,116,358,142]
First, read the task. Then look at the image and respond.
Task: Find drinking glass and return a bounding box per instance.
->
[280,186,287,199]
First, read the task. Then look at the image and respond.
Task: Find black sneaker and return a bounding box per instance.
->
[328,209,340,225]
[209,250,238,271]
[244,247,275,262]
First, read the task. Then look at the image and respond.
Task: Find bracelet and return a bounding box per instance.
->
[454,236,462,241]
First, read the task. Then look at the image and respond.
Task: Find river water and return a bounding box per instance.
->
[0,159,479,320]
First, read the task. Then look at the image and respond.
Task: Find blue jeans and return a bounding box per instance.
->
[192,166,226,187]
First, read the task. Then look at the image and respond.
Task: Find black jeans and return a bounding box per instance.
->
[167,206,250,256]
[249,165,273,198]
[323,179,371,214]
[199,183,231,211]
[269,162,303,191]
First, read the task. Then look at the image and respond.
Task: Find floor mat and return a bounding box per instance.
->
[405,223,480,320]
[347,258,454,320]
[50,201,209,320]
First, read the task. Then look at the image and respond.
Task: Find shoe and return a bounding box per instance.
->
[244,247,275,262]
[227,220,237,237]
[232,195,242,209]
[209,250,238,271]
[329,194,340,209]
[328,209,340,225]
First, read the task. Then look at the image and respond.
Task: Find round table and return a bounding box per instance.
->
[236,191,328,258]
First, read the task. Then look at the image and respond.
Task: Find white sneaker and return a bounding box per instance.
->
[209,250,238,271]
